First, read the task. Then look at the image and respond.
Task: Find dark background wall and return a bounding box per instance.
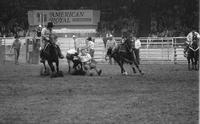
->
[0,0,198,37]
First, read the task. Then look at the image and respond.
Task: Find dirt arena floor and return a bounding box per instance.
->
[0,62,198,124]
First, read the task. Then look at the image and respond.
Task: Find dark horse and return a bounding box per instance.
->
[186,39,199,70]
[40,34,63,77]
[106,38,143,75]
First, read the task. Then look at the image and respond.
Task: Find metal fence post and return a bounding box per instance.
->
[3,35,6,64]
[173,38,177,64]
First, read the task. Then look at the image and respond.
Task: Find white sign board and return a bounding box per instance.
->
[28,10,100,26]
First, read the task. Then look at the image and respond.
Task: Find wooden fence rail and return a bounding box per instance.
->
[0,37,187,64]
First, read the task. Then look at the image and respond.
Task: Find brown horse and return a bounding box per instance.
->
[106,38,143,75]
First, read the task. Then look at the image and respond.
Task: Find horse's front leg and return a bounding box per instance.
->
[118,61,126,75]
[191,58,194,70]
[47,61,56,77]
[187,58,191,70]
[132,55,143,75]
[67,60,71,73]
[42,61,47,72]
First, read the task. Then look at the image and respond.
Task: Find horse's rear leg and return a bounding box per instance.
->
[194,59,198,70]
[56,60,59,73]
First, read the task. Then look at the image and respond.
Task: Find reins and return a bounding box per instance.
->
[189,46,199,52]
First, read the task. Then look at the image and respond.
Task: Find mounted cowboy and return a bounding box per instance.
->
[184,31,200,57]
[40,22,64,63]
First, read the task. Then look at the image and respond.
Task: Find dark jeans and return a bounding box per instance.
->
[14,48,20,63]
[134,49,140,64]
[89,49,95,58]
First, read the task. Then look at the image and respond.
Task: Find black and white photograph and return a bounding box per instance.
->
[0,0,199,123]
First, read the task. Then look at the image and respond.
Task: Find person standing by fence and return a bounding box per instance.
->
[133,36,141,64]
[10,35,21,64]
[105,35,116,64]
[86,37,95,59]
[72,35,78,50]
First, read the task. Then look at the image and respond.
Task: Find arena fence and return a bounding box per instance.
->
[0,36,187,64]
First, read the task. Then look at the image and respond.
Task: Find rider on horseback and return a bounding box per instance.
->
[184,31,200,57]
[40,22,64,63]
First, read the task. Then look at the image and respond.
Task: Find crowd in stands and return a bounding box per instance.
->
[97,0,197,38]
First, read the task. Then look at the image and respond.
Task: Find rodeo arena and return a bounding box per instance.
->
[0,1,199,123]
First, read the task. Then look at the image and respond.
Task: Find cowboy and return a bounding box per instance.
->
[78,48,102,76]
[36,25,42,37]
[10,35,21,64]
[40,22,64,62]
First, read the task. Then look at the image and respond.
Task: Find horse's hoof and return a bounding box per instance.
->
[40,66,50,76]
[98,69,102,76]
[57,71,64,77]
[50,72,57,78]
[122,72,128,75]
[140,72,144,75]
[50,74,57,78]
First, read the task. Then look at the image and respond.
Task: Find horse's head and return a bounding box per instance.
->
[123,38,134,52]
[191,37,199,49]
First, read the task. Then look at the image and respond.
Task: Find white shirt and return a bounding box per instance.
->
[41,27,51,41]
[135,39,141,49]
[106,39,116,49]
[79,53,91,62]
[67,49,77,54]
[87,41,95,50]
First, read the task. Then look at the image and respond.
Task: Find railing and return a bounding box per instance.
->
[113,37,187,64]
[0,36,187,64]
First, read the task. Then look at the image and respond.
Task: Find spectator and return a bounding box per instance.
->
[105,35,117,64]
[133,36,141,64]
[10,35,21,64]
[72,35,78,50]
[86,37,95,59]
[36,25,42,37]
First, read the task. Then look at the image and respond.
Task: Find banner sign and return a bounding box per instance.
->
[28,10,100,26]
